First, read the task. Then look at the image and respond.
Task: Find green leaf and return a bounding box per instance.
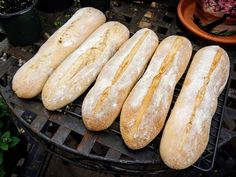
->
[0,97,10,118]
[39,15,48,24]
[1,131,10,139]
[221,30,236,36]
[211,30,226,35]
[0,143,8,151]
[53,19,63,28]
[10,137,20,148]
[211,30,236,36]
[0,151,3,165]
[0,131,11,151]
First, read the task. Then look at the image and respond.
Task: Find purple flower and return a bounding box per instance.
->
[203,0,236,16]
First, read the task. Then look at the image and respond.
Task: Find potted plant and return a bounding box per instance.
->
[37,0,74,13]
[0,96,27,177]
[0,0,41,46]
[193,0,236,36]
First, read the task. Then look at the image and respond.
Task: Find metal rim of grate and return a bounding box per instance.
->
[0,0,235,175]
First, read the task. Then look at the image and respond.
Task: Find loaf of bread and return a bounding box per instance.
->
[12,7,106,98]
[160,46,230,170]
[82,28,159,131]
[42,22,130,110]
[120,35,192,150]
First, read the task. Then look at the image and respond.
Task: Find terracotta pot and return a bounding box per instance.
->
[177,0,236,44]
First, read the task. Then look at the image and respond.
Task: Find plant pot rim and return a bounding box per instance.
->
[0,0,38,18]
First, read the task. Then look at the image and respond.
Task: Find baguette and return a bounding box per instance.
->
[82,28,159,131]
[160,46,230,170]
[120,35,192,149]
[12,7,106,98]
[42,22,130,110]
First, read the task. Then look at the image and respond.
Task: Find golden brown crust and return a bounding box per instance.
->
[12,8,106,98]
[42,22,130,110]
[82,28,159,131]
[120,35,192,149]
[93,31,150,115]
[160,46,230,170]
[128,37,183,137]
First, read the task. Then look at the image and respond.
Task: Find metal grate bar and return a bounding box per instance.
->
[211,124,219,130]
[95,131,160,162]
[49,114,86,135]
[0,57,16,78]
[105,149,122,160]
[51,126,71,145]
[31,116,49,133]
[224,107,236,120]
[209,132,218,138]
[77,131,97,155]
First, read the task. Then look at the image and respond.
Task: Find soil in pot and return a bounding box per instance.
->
[0,0,33,14]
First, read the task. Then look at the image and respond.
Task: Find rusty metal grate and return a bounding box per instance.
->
[0,0,236,175]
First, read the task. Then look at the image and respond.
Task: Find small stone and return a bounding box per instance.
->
[138,21,152,28]
[144,11,153,18]
[44,32,50,40]
[112,1,120,7]
[28,48,34,54]
[2,52,7,58]
[18,59,26,66]
[19,128,25,134]
[151,2,158,8]
[0,57,6,62]
[0,52,7,62]
[132,7,138,12]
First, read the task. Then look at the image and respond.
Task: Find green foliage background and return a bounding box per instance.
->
[0,97,20,177]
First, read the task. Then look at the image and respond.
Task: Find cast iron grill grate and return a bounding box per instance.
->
[0,0,235,175]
